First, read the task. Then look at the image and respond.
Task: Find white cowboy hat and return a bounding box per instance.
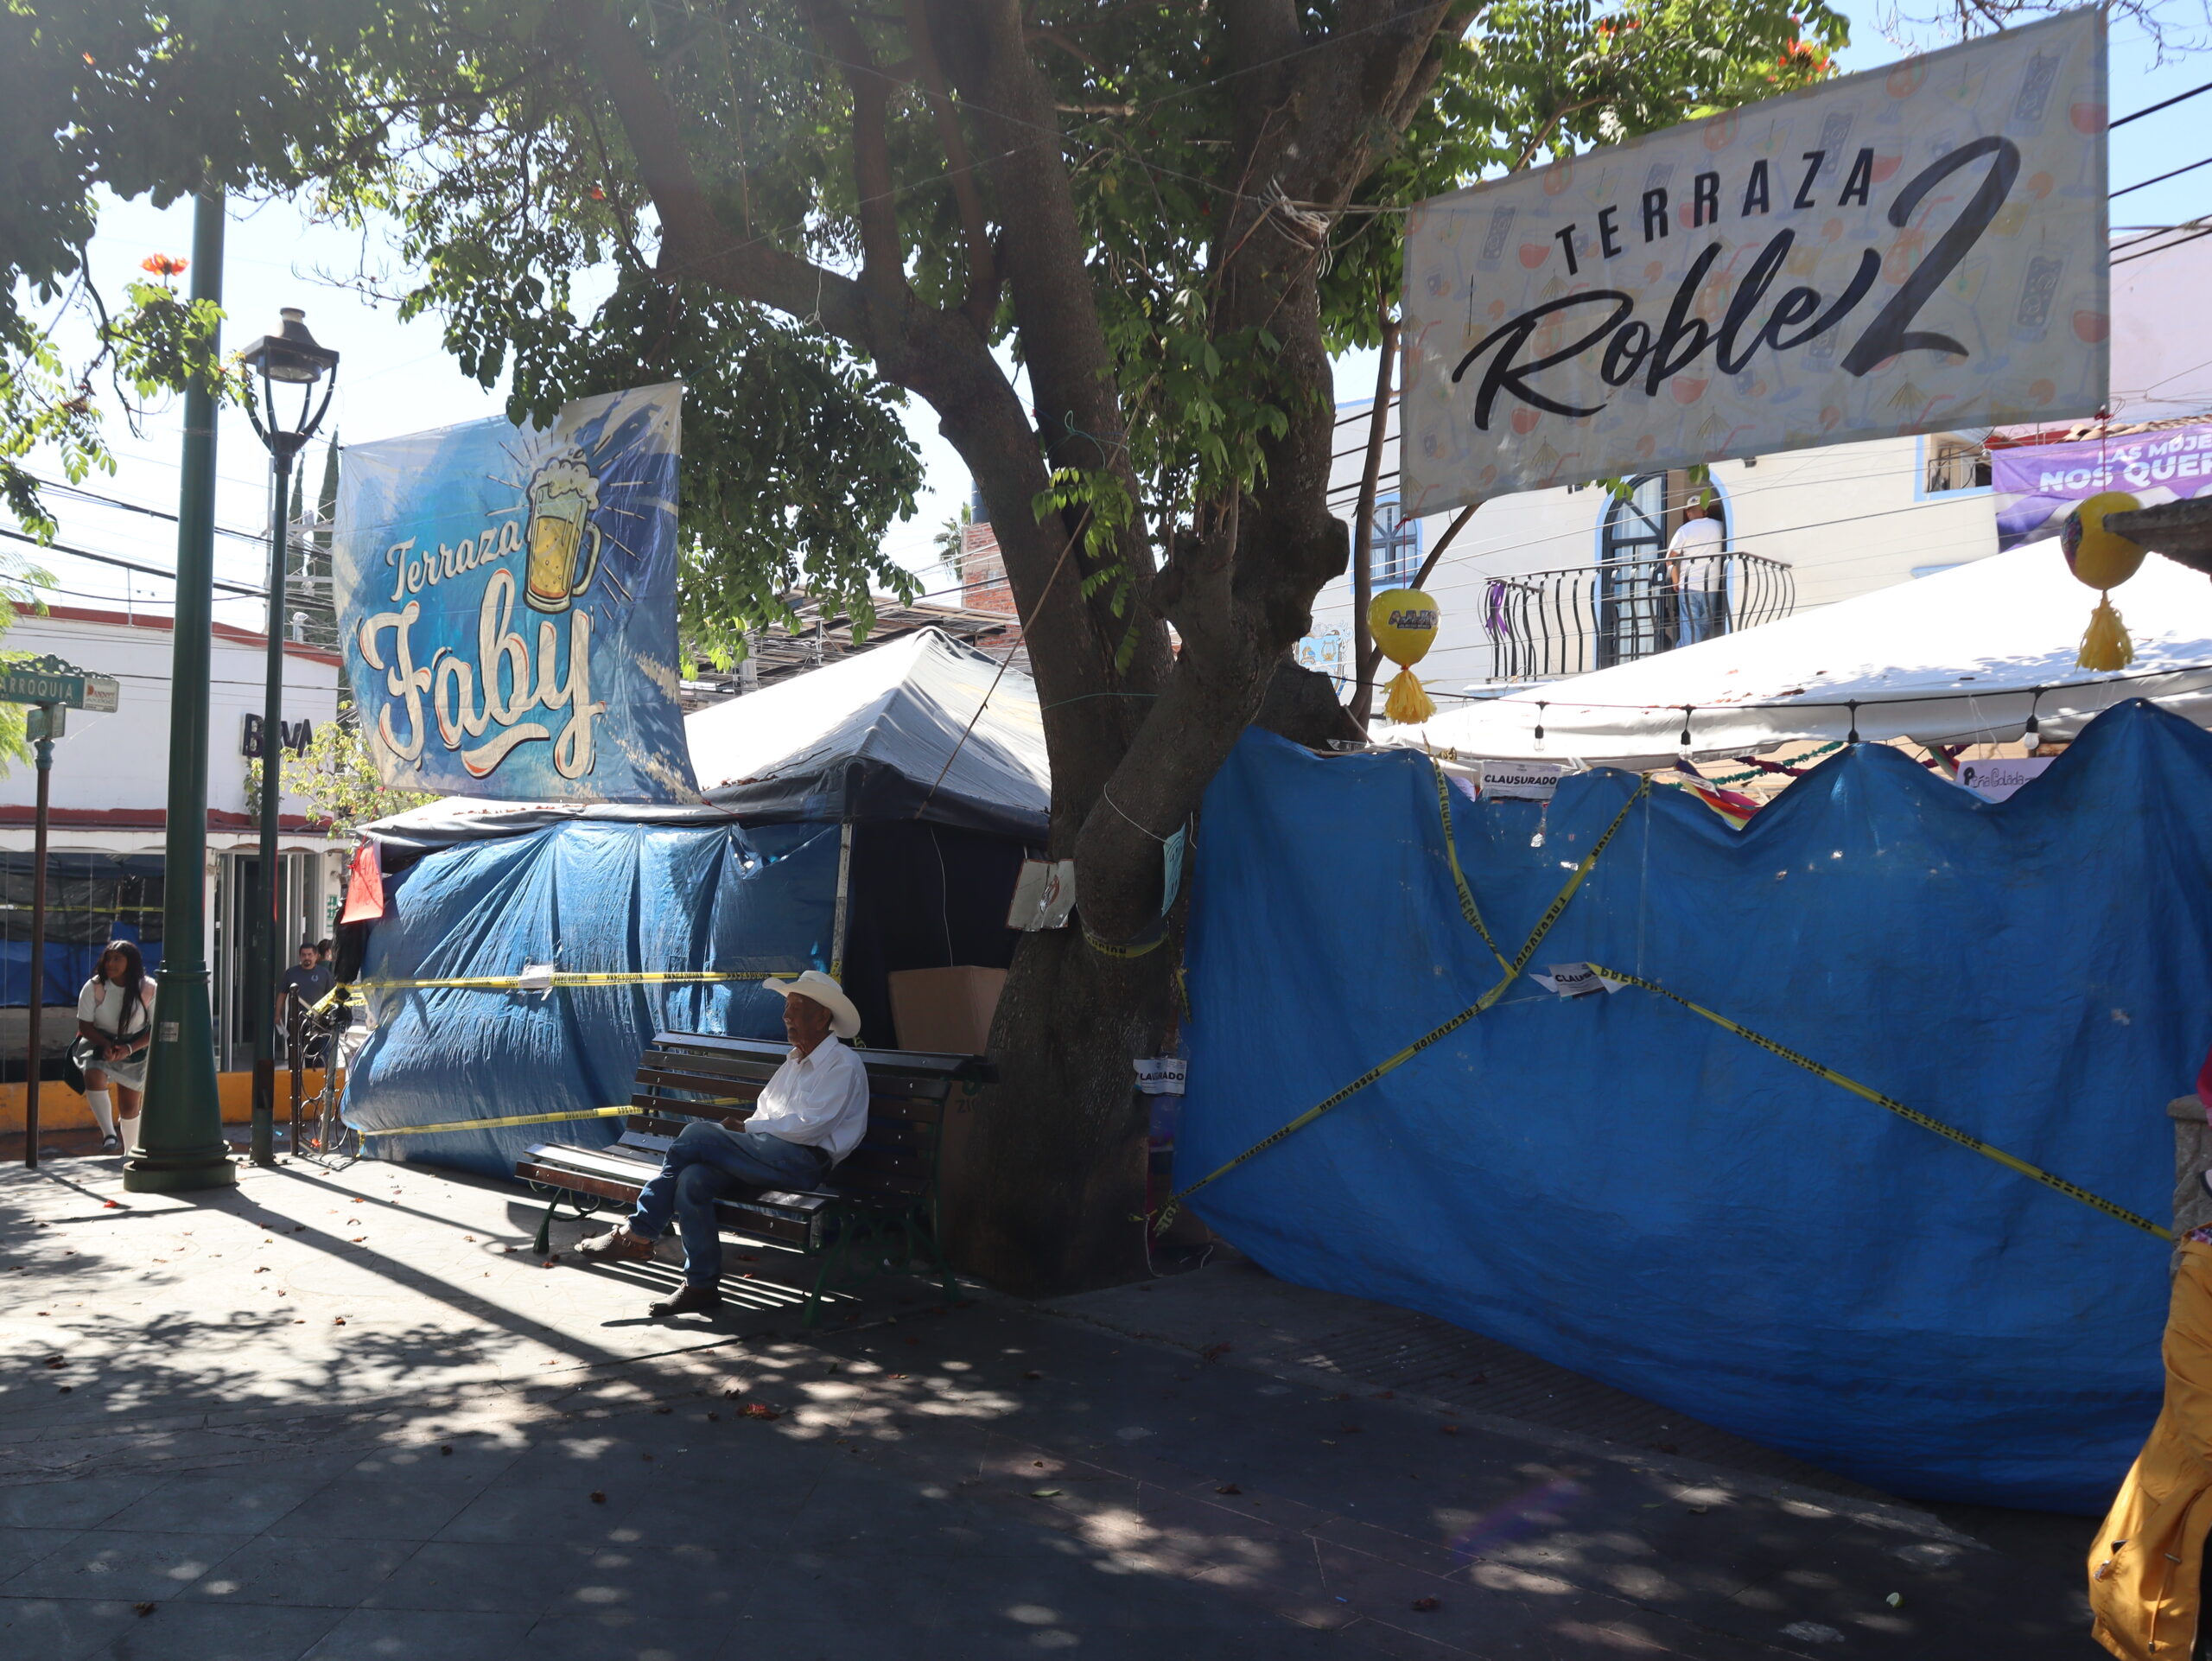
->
[766,970,861,1041]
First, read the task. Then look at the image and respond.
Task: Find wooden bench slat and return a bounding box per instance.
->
[650,1031,991,1091]
[632,1066,944,1121]
[836,1145,931,1179]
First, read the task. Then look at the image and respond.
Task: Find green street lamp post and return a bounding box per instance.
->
[128,186,237,1193]
[239,309,339,1168]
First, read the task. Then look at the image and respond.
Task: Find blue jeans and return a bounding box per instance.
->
[1676,589,1720,646]
[628,1122,830,1287]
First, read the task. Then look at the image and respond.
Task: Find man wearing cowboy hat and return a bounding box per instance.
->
[575,971,869,1317]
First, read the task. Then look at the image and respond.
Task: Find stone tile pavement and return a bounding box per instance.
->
[0,1146,2098,1659]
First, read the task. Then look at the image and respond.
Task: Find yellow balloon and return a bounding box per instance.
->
[2062,491,2147,591]
[1368,589,1440,668]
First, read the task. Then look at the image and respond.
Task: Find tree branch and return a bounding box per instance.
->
[807,1,907,302]
[906,0,1000,329]
[554,0,872,345]
[1346,308,1396,729]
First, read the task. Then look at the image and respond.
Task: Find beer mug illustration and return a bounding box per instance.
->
[523,449,604,614]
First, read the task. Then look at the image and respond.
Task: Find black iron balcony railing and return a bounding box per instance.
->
[1480,550,1795,682]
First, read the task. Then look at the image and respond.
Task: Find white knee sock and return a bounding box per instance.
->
[118,1108,141,1149]
[86,1089,115,1139]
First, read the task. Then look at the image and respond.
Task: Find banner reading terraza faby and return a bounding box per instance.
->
[1402,10,2107,511]
[334,383,699,802]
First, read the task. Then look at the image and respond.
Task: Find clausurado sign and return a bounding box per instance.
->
[334,383,699,803]
[1401,10,2107,510]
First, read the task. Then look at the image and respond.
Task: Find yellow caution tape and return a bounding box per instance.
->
[359,970,803,992]
[1431,761,1511,973]
[1584,963,2172,1241]
[1153,780,1649,1231]
[359,1104,641,1141]
[1082,917,1171,960]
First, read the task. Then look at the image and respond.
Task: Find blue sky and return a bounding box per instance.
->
[13,3,2209,633]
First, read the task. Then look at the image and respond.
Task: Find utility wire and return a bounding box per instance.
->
[2113,154,2212,198]
[0,527,267,598]
[2112,78,2212,127]
[21,474,276,548]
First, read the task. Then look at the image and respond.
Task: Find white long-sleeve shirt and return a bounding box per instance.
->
[745,1035,871,1164]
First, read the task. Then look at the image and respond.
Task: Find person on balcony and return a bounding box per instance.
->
[1667,500,1727,647]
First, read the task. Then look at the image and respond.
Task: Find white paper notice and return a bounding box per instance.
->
[1955,756,2055,801]
[1007,858,1078,931]
[1480,760,1568,802]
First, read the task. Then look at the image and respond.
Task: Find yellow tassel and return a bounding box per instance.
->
[2077,593,2135,671]
[1382,666,1436,725]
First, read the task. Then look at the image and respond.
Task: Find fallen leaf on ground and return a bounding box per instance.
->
[1200,1343,1231,1361]
[1411,1597,1440,1613]
[1031,1488,1064,1498]
[739,1403,781,1421]
[589,1492,607,1504]
[1440,1425,1459,1435]
[41,1356,61,1369]
[1216,1483,1242,1495]
[707,1412,720,1422]
[333,1317,346,1326]
[1022,1370,1043,1380]
[440,1446,453,1456]
[133,1602,156,1617]
[653,1406,672,1415]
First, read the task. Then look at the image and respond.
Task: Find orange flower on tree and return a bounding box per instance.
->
[140,254,188,282]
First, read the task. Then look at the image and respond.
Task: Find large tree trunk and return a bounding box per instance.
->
[576,0,1465,1297]
[943,929,1174,1294]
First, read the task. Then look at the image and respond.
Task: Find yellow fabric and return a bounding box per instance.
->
[2090,1240,2212,1659]
[1381,667,1436,725]
[2080,595,2138,672]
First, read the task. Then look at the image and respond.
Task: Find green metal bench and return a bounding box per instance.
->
[516,1030,990,1326]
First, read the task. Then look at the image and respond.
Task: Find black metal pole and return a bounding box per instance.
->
[251,442,294,1168]
[23,707,52,1168]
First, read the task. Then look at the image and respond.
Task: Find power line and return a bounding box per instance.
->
[0,528,267,598]
[2113,155,2212,199]
[21,474,276,548]
[2113,79,2212,128]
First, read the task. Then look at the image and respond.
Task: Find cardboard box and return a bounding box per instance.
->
[887,966,1006,1056]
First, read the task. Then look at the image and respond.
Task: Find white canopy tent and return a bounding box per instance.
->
[367,627,1048,850]
[1383,544,2212,771]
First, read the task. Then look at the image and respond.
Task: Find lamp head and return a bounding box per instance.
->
[242,308,340,387]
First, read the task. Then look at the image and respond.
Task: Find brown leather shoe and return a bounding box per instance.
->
[575,1227,656,1262]
[647,1282,722,1318]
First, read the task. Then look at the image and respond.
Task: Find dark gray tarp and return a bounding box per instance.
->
[365,628,1047,851]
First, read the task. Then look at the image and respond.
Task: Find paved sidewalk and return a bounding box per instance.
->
[0,1148,2097,1658]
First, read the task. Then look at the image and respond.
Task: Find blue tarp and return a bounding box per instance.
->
[1180,699,2211,1511]
[344,820,840,1180]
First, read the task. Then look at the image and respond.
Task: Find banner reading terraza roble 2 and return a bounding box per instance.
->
[1401,10,2107,511]
[334,382,699,802]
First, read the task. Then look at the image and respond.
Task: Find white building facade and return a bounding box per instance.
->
[0,606,347,1072]
[1302,395,1999,709]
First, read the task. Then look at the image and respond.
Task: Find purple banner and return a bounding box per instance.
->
[1993,421,2212,550]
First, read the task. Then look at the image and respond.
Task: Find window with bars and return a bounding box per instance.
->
[1924,434,1992,493]
[1370,497,1422,587]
